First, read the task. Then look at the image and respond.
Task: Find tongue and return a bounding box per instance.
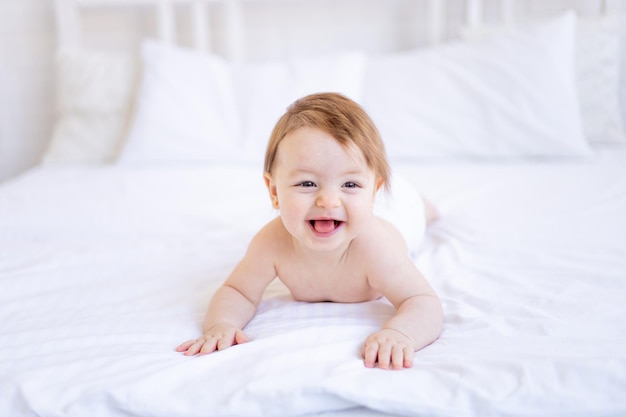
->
[313,220,336,233]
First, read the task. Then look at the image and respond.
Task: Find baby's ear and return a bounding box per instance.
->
[264,173,279,209]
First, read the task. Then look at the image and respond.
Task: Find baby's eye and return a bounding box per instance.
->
[298,181,316,188]
[343,182,359,189]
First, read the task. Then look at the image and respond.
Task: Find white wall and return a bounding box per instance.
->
[0,0,619,183]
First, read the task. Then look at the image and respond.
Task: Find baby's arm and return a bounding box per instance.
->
[362,287,442,369]
[176,225,278,356]
[362,224,443,369]
[176,285,256,355]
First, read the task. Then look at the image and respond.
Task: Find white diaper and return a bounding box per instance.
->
[373,173,426,258]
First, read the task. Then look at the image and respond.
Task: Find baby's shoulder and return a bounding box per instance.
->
[356,216,408,256]
[353,217,415,282]
[248,217,290,253]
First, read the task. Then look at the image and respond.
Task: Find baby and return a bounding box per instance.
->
[177,92,443,370]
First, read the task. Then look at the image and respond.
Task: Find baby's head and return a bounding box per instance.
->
[264,92,390,190]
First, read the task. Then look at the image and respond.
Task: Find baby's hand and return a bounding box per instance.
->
[362,328,415,370]
[176,323,249,356]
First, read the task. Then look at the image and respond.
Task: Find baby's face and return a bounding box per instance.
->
[265,127,380,253]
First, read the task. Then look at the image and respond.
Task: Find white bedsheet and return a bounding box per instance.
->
[1,150,626,417]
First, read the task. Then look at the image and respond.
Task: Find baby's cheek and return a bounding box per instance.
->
[279,213,306,237]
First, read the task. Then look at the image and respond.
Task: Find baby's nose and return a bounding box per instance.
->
[316,189,341,208]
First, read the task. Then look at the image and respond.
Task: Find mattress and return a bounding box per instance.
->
[1,147,625,416]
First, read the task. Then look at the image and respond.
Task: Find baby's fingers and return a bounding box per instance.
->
[401,346,414,368]
[214,328,248,351]
[377,343,393,369]
[234,329,249,345]
[175,340,196,352]
[185,339,211,356]
[391,345,414,369]
[176,337,217,356]
[177,327,248,356]
[199,337,219,354]
[362,330,415,370]
[362,341,379,368]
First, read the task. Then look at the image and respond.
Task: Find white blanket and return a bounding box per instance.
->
[1,150,626,416]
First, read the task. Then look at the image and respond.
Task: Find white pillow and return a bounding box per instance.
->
[118,41,367,165]
[576,13,625,144]
[235,52,367,164]
[117,39,242,164]
[363,11,590,159]
[462,13,625,145]
[42,48,138,164]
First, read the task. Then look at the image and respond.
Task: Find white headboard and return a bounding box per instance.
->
[54,0,620,62]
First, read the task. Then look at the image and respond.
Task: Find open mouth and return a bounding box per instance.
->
[309,219,342,234]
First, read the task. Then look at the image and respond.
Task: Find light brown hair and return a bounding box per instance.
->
[264,92,391,190]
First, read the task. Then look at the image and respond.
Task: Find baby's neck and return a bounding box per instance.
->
[290,237,354,267]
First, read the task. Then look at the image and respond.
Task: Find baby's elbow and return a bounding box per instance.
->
[435,312,444,342]
[427,295,444,342]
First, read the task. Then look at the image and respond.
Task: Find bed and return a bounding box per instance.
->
[2,0,626,416]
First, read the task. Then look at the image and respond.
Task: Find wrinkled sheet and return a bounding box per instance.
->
[1,150,626,417]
